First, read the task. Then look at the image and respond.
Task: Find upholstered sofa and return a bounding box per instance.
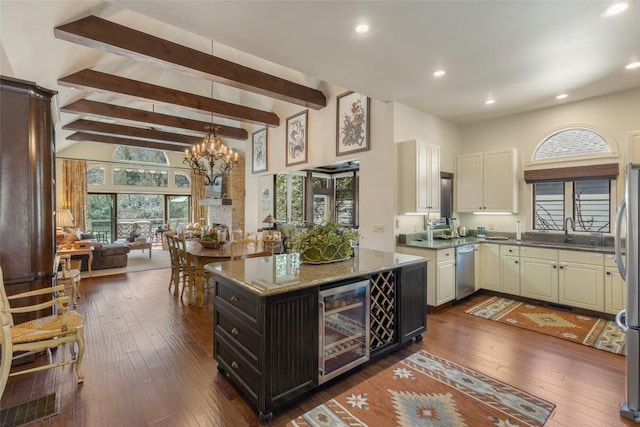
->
[61,228,130,270]
[71,243,130,271]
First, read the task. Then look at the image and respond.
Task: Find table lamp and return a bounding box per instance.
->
[262,214,275,235]
[55,209,75,245]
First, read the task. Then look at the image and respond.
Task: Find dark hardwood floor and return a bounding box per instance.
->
[1,267,633,426]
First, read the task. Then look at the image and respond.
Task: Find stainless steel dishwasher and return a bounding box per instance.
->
[456,245,475,300]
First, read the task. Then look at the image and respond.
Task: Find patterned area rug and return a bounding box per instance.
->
[466,296,625,355]
[288,350,555,427]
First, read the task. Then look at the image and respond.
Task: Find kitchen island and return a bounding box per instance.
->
[205,248,427,423]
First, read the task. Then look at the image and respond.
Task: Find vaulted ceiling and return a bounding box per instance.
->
[1,1,639,156]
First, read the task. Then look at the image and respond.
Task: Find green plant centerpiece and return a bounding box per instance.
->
[289,223,358,264]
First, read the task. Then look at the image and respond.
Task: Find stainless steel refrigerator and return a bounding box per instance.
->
[615,162,640,422]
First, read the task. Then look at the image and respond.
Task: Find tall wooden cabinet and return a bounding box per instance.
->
[0,76,57,322]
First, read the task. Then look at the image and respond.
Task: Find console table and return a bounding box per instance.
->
[57,247,94,277]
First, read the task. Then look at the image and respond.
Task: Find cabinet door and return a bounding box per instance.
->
[605,268,626,314]
[456,153,483,212]
[399,262,427,343]
[426,144,440,211]
[436,260,456,305]
[520,257,558,302]
[501,255,520,295]
[474,244,481,290]
[483,149,517,213]
[480,244,500,291]
[559,262,604,312]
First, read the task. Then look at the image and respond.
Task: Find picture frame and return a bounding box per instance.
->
[286,110,308,166]
[252,128,268,173]
[336,91,371,156]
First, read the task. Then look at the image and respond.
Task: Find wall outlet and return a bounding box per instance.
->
[373,224,385,233]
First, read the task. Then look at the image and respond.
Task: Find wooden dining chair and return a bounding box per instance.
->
[0,262,85,398]
[174,234,197,299]
[230,239,271,260]
[165,231,181,295]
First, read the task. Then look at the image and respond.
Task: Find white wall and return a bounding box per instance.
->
[457,88,640,235]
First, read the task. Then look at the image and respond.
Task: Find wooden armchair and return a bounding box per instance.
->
[57,254,82,307]
[230,239,271,260]
[165,231,181,295]
[0,263,85,398]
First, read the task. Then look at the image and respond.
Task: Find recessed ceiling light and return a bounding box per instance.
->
[625,61,640,70]
[485,98,496,105]
[602,1,628,17]
[556,93,568,100]
[433,70,446,77]
[354,23,370,34]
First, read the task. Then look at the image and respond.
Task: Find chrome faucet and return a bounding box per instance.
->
[564,217,574,243]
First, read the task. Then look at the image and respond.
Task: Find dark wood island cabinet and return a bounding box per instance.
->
[206,249,427,423]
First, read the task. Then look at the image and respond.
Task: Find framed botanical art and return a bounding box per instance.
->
[336,91,370,156]
[252,128,268,173]
[286,110,308,166]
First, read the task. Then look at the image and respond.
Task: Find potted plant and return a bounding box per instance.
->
[289,223,358,264]
[126,223,140,242]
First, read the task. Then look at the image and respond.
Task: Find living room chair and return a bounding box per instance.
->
[57,254,82,307]
[0,262,85,398]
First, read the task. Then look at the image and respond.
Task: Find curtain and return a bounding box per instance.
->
[62,159,87,230]
[191,171,206,224]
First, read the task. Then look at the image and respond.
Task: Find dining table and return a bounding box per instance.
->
[185,240,267,307]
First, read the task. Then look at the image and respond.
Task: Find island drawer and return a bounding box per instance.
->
[215,335,261,405]
[215,305,261,366]
[216,278,261,324]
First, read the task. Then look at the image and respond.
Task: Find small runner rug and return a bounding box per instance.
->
[466,296,625,355]
[288,350,555,427]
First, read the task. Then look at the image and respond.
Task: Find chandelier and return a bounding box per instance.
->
[184,125,239,184]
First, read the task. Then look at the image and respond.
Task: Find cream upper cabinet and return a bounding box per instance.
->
[456,148,518,213]
[519,247,559,302]
[397,140,440,214]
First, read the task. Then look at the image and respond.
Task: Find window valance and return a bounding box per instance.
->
[524,163,619,183]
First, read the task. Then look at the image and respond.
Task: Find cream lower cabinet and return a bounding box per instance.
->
[605,254,625,314]
[558,250,605,312]
[500,245,520,295]
[474,244,481,290]
[480,243,501,291]
[519,247,559,303]
[395,246,455,307]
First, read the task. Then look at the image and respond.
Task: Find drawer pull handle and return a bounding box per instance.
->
[515,260,519,264]
[606,271,612,276]
[231,361,239,369]
[230,295,240,303]
[231,327,239,335]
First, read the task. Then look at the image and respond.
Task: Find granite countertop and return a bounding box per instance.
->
[205,248,427,296]
[397,236,616,254]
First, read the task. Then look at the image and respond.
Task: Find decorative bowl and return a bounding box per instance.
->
[198,239,221,249]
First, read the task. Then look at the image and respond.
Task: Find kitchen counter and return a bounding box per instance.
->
[205,248,427,296]
[397,236,615,254]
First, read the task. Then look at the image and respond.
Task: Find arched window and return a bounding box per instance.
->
[113,146,168,165]
[175,172,191,188]
[534,127,610,160]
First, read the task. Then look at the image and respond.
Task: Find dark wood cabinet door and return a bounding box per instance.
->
[398,262,427,343]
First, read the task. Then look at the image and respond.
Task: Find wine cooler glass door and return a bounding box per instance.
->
[319,279,370,384]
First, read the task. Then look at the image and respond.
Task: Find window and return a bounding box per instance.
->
[113,146,168,165]
[335,175,356,226]
[175,172,191,188]
[533,180,611,232]
[113,168,168,187]
[274,174,304,223]
[87,167,105,185]
[534,128,610,161]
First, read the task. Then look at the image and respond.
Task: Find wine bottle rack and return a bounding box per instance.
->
[369,270,396,352]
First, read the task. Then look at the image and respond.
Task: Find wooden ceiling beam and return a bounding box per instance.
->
[54,15,326,109]
[61,99,248,140]
[66,132,189,153]
[62,119,203,145]
[58,69,280,127]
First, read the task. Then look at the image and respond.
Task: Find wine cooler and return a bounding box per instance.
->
[318,279,370,384]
